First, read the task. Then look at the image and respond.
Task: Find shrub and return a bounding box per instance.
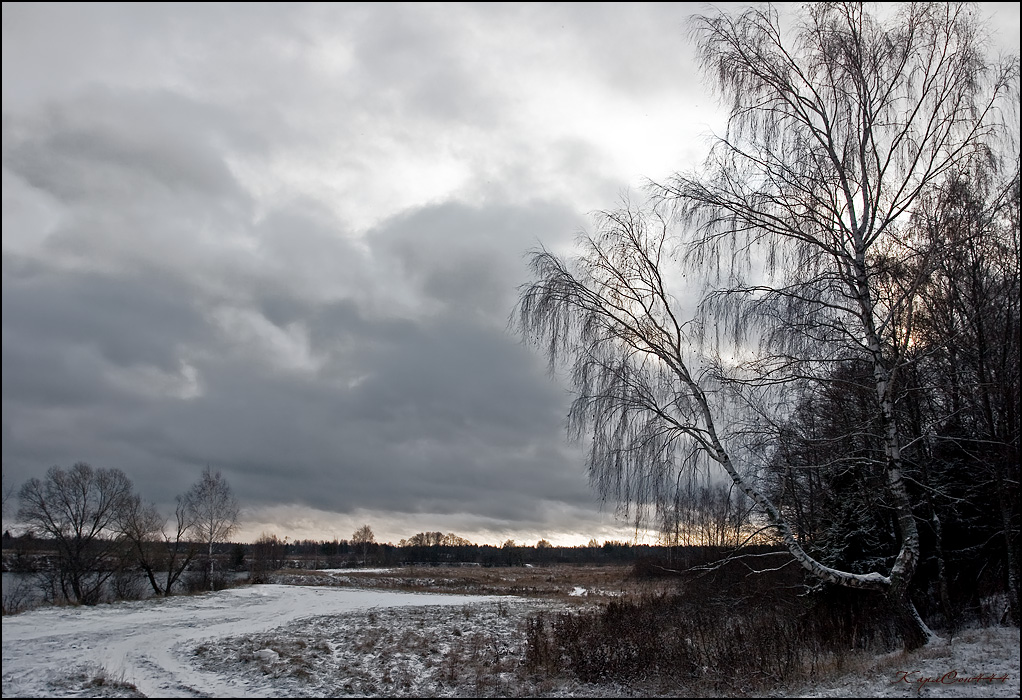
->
[526,557,905,694]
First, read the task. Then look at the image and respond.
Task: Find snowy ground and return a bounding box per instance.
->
[781,624,1020,698]
[2,569,1018,698]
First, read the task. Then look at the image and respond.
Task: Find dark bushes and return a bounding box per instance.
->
[526,557,905,694]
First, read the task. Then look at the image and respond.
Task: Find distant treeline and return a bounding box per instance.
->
[2,528,734,574]
[248,534,705,569]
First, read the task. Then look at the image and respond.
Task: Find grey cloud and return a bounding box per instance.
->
[2,192,592,531]
[7,2,773,543]
[4,89,252,205]
[2,259,205,371]
[334,4,498,125]
[128,312,582,521]
[371,200,580,320]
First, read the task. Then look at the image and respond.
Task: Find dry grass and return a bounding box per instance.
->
[179,564,1022,698]
[187,565,669,697]
[270,564,669,605]
[190,597,592,697]
[49,664,147,698]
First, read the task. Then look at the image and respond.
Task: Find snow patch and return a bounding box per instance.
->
[254,648,279,664]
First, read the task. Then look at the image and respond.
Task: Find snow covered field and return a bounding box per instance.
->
[2,570,1018,698]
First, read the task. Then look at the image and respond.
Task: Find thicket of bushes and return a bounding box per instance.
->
[524,553,996,694]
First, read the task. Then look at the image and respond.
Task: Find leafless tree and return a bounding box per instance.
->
[120,493,199,596]
[659,478,755,551]
[250,533,288,583]
[501,538,522,566]
[2,477,15,519]
[403,531,474,548]
[911,170,1020,623]
[443,532,473,547]
[17,462,136,605]
[351,524,375,567]
[183,466,240,590]
[516,2,1016,646]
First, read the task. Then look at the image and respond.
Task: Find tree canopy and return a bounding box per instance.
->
[515,1,1019,643]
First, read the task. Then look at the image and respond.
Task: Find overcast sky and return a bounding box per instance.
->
[3,3,1018,546]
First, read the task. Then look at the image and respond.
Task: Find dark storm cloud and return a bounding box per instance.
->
[6,94,242,202]
[147,201,590,520]
[1,68,594,534]
[1,259,206,402]
[2,223,590,535]
[372,200,578,320]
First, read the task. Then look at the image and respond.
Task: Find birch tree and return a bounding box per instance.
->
[184,466,240,590]
[351,524,375,567]
[515,1,1016,646]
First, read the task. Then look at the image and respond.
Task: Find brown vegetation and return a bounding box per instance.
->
[193,561,1018,697]
[267,563,645,604]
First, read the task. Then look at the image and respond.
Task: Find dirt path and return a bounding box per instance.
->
[1,584,500,698]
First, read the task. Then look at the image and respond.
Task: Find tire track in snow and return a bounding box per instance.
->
[2,583,502,698]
